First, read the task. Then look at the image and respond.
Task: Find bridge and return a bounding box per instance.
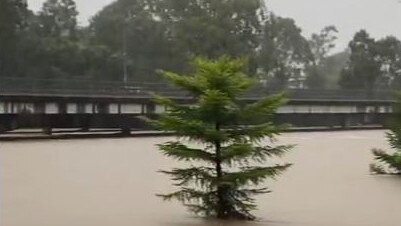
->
[0,77,396,134]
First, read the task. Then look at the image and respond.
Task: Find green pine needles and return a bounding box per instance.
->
[152,57,292,220]
[371,95,401,175]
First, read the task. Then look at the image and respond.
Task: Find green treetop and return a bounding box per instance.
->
[153,57,292,220]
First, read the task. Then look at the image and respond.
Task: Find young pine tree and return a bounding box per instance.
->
[153,57,292,220]
[371,95,401,175]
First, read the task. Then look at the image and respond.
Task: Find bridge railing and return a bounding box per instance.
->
[0,77,397,101]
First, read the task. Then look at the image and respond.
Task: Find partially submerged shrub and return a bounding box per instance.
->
[371,147,401,175]
[153,57,292,220]
[371,95,401,175]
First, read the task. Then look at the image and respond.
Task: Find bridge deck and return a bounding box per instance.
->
[0,77,396,103]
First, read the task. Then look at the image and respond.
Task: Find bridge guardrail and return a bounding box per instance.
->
[0,77,397,101]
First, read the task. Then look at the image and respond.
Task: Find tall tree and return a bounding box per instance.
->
[309,26,338,65]
[155,0,264,59]
[317,50,350,89]
[12,1,117,81]
[91,0,178,82]
[339,30,381,96]
[153,57,292,220]
[39,0,78,39]
[0,0,27,77]
[91,0,266,82]
[305,26,338,89]
[258,14,312,89]
[375,36,401,89]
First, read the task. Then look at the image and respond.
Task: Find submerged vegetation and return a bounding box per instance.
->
[371,148,401,175]
[152,57,292,220]
[371,95,401,175]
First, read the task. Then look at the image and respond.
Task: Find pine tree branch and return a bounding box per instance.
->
[227,123,286,142]
[160,70,205,95]
[158,141,215,163]
[152,95,201,118]
[242,93,287,121]
[221,143,294,165]
[222,164,292,187]
[372,148,401,173]
[159,167,216,187]
[386,131,401,150]
[155,115,227,143]
[157,187,214,203]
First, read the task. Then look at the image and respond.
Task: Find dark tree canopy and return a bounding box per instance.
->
[375,36,401,88]
[340,30,401,94]
[305,26,338,89]
[0,0,27,77]
[154,0,264,58]
[258,14,313,89]
[342,30,381,92]
[91,0,266,82]
[39,0,78,38]
[3,0,338,89]
[7,0,401,92]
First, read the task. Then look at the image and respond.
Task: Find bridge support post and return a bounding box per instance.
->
[121,126,131,135]
[0,115,17,133]
[43,127,52,135]
[342,115,351,128]
[80,115,92,132]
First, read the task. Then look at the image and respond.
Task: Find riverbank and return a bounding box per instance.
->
[0,125,384,141]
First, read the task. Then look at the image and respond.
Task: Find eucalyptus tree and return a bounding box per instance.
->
[258,14,313,89]
[91,0,267,81]
[375,36,401,89]
[0,0,27,77]
[305,26,338,89]
[39,0,78,39]
[339,30,381,96]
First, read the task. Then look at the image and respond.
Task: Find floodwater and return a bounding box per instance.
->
[1,130,400,226]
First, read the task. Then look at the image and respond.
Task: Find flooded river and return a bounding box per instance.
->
[1,130,400,226]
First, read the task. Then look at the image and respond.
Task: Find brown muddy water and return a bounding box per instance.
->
[1,130,400,226]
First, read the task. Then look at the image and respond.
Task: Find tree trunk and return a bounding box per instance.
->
[214,122,226,219]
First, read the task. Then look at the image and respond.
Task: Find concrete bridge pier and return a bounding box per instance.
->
[121,126,131,135]
[41,115,52,135]
[0,115,19,134]
[79,115,92,132]
[42,127,52,135]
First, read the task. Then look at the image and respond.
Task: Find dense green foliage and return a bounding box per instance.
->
[371,95,401,175]
[0,0,27,76]
[91,0,267,81]
[153,57,292,220]
[340,30,401,94]
[0,0,331,88]
[3,0,401,91]
[339,30,381,96]
[0,0,115,80]
[305,26,339,89]
[319,50,350,89]
[258,14,312,89]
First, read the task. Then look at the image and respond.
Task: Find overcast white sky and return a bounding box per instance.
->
[27,0,401,52]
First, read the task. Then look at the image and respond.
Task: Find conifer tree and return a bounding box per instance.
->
[371,95,401,175]
[153,57,292,220]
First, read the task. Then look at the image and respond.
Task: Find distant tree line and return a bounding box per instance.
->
[1,0,401,92]
[340,30,401,95]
